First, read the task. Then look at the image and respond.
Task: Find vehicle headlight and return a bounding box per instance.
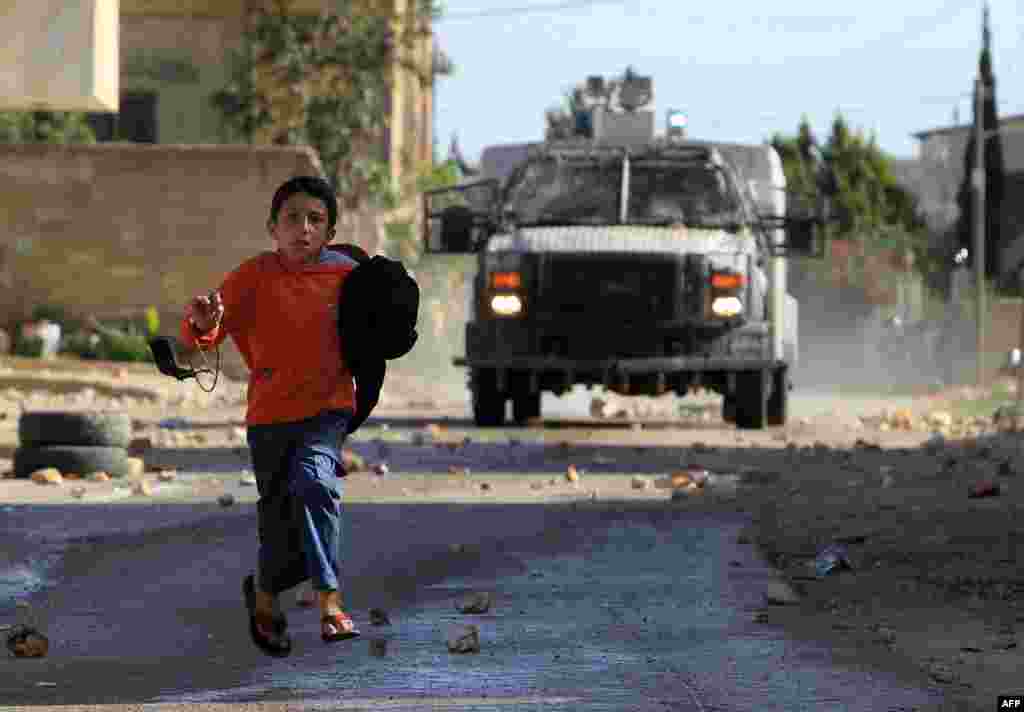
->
[490,294,523,316]
[711,296,743,318]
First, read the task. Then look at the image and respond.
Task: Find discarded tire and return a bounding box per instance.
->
[18,411,132,448]
[13,445,131,479]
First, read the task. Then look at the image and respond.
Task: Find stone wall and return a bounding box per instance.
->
[0,142,385,377]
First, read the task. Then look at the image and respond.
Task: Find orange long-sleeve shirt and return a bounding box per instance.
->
[179,247,359,426]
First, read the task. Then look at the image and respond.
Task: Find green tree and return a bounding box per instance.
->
[771,113,926,242]
[0,111,96,144]
[211,0,448,212]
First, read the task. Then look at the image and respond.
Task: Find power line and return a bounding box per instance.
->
[438,0,627,21]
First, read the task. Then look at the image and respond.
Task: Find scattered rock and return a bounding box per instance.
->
[30,468,62,486]
[446,624,481,654]
[217,493,235,507]
[127,437,153,455]
[87,471,110,483]
[70,485,87,499]
[926,661,957,684]
[239,472,257,487]
[479,482,491,492]
[631,476,651,490]
[455,591,492,614]
[125,457,145,479]
[369,608,391,626]
[5,626,48,658]
[968,480,1000,499]
[341,449,366,473]
[764,580,800,606]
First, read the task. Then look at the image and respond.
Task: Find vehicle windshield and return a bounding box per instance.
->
[503,156,621,225]
[626,160,744,228]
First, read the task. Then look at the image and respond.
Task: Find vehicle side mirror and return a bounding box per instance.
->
[438,205,476,252]
[784,218,817,254]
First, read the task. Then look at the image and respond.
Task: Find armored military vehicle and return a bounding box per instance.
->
[423,78,827,428]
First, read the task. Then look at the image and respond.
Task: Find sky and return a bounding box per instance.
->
[432,0,1023,165]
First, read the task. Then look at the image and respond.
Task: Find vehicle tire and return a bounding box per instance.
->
[19,411,132,448]
[471,368,506,427]
[512,391,541,425]
[722,393,736,423]
[734,370,768,430]
[766,366,788,427]
[13,445,131,479]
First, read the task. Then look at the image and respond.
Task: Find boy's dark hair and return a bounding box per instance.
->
[269,176,339,230]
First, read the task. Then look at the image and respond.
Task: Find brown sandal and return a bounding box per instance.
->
[321,611,360,642]
[243,575,292,657]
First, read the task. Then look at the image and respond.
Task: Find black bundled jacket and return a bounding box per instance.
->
[329,244,385,436]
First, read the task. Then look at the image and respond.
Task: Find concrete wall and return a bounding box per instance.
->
[0,143,353,376]
[119,12,243,144]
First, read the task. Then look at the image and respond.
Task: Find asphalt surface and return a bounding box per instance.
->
[1,498,947,711]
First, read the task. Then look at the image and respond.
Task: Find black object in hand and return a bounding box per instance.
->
[148,337,198,381]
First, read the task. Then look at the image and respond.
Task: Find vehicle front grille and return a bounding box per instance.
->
[540,254,678,323]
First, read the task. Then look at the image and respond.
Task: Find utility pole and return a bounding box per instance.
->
[974,77,987,386]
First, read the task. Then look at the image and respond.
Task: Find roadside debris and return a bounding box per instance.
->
[125,457,145,479]
[5,626,49,658]
[217,493,235,507]
[565,465,580,483]
[341,448,365,473]
[763,580,800,606]
[30,468,62,486]
[814,543,854,578]
[631,476,651,490]
[369,608,391,626]
[455,591,492,614]
[447,624,481,653]
[968,480,1001,499]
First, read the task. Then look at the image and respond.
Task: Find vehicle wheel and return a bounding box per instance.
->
[512,391,541,425]
[19,411,132,448]
[734,370,768,430]
[13,445,131,479]
[722,394,736,423]
[766,367,788,427]
[471,368,506,427]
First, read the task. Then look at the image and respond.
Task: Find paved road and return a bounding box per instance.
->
[2,496,944,711]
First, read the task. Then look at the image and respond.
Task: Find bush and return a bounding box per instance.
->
[13,334,44,358]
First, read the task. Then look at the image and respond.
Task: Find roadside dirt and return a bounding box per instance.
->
[1,356,1022,712]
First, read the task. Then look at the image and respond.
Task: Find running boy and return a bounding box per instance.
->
[181,175,362,656]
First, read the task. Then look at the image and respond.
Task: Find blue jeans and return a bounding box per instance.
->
[246,409,352,596]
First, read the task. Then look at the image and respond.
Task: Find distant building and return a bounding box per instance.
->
[89,0,434,191]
